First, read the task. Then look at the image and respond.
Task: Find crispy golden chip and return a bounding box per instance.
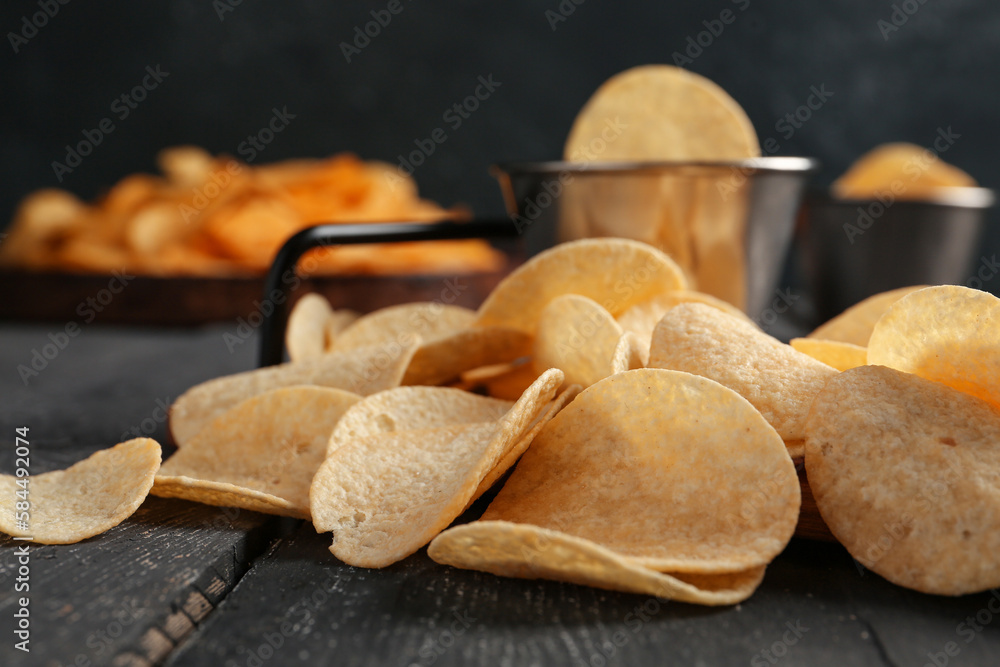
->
[649,303,837,443]
[286,293,335,362]
[402,326,533,387]
[0,439,161,544]
[170,340,419,447]
[325,308,360,350]
[808,285,926,346]
[429,522,766,606]
[534,294,634,387]
[153,387,360,518]
[564,65,759,162]
[805,365,1000,595]
[151,477,301,518]
[868,286,1000,407]
[309,369,564,567]
[480,360,543,401]
[475,238,687,335]
[480,369,799,573]
[331,302,475,352]
[326,385,515,456]
[615,289,751,354]
[790,338,867,372]
[832,143,976,200]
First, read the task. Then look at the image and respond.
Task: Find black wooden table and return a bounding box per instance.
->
[2,323,999,667]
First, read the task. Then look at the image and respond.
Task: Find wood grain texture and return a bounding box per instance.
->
[167,524,1000,667]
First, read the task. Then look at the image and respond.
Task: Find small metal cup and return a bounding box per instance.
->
[799,188,995,320]
[491,157,817,318]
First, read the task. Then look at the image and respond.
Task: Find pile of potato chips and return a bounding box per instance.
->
[3,236,998,604]
[832,142,977,201]
[0,147,502,276]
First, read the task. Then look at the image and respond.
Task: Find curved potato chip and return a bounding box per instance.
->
[332,302,475,352]
[868,285,1000,406]
[564,65,759,162]
[170,340,418,446]
[475,238,687,335]
[310,370,564,567]
[154,387,360,517]
[403,326,533,387]
[649,303,836,442]
[326,385,515,456]
[790,338,867,372]
[808,285,926,346]
[151,477,301,518]
[480,360,542,401]
[0,439,161,544]
[287,293,335,361]
[805,365,1000,595]
[534,294,631,387]
[429,522,766,606]
[616,289,752,354]
[325,308,360,350]
[482,369,799,573]
[832,143,976,200]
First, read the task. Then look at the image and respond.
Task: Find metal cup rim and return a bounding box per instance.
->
[490,156,819,177]
[807,186,995,210]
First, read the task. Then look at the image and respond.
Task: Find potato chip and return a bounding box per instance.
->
[564,65,759,162]
[402,326,532,387]
[309,370,564,567]
[332,302,475,352]
[325,308,359,350]
[805,365,1000,595]
[615,289,751,354]
[475,238,687,335]
[169,340,418,446]
[867,285,1000,407]
[325,385,515,456]
[286,293,335,361]
[429,522,766,606]
[807,285,926,346]
[534,294,636,387]
[649,303,836,443]
[0,439,161,544]
[832,143,976,201]
[790,338,867,372]
[478,369,798,573]
[478,359,542,401]
[153,387,360,518]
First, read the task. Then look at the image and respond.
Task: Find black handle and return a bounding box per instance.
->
[257,219,520,367]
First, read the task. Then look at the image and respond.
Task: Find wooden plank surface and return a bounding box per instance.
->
[167,523,1000,667]
[0,324,286,666]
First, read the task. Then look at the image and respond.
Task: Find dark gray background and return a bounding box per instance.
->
[2,0,998,280]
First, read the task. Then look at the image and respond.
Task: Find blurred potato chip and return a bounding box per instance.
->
[403,326,533,387]
[429,522,767,606]
[324,308,360,350]
[649,303,836,444]
[0,438,161,544]
[615,289,751,355]
[534,294,635,387]
[790,338,867,372]
[867,285,1000,407]
[832,143,976,201]
[564,65,759,162]
[287,293,335,361]
[309,369,564,567]
[169,340,419,446]
[808,285,926,346]
[332,302,475,352]
[476,359,543,401]
[805,365,1000,595]
[153,386,360,518]
[478,369,799,574]
[475,238,688,335]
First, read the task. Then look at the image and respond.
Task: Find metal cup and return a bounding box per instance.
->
[799,188,995,320]
[491,157,818,318]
